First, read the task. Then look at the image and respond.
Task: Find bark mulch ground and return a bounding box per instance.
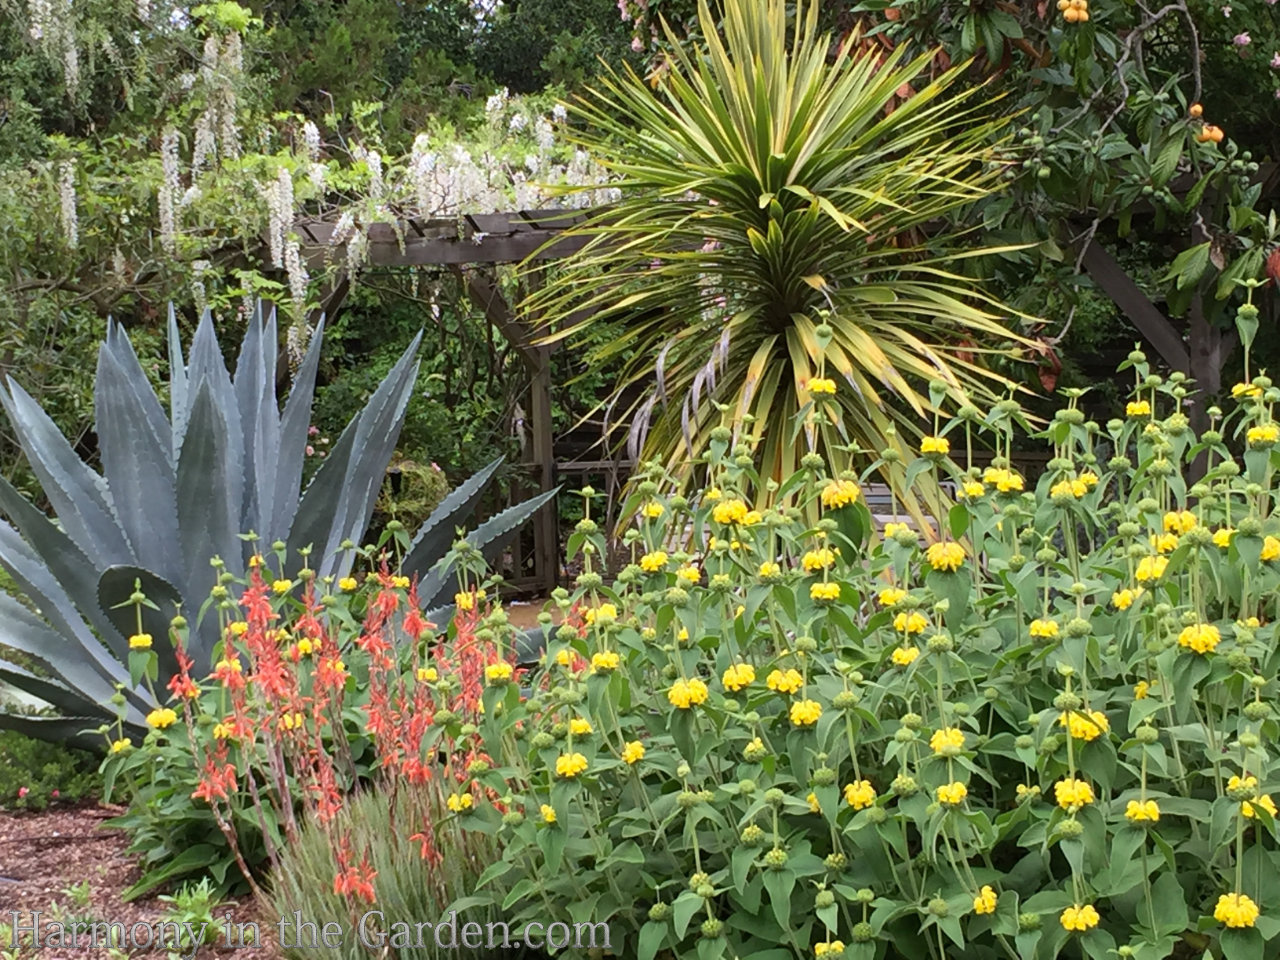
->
[0,803,278,959]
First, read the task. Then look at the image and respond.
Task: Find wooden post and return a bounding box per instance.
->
[530,342,557,593]
[525,271,558,595]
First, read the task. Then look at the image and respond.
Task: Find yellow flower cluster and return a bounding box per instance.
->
[338,576,358,592]
[960,480,985,500]
[1050,478,1088,500]
[147,707,178,729]
[585,603,618,626]
[128,633,153,650]
[981,466,1024,493]
[569,717,592,735]
[641,501,664,518]
[789,699,822,726]
[893,611,928,634]
[813,942,845,957]
[936,781,968,806]
[1124,799,1160,822]
[540,804,557,824]
[1177,623,1220,655]
[820,478,860,509]
[555,752,589,778]
[766,668,804,694]
[446,792,474,812]
[1112,588,1142,610]
[722,663,756,692]
[622,741,645,765]
[1135,555,1168,582]
[1029,618,1059,639]
[712,499,749,525]
[973,885,998,915]
[1060,904,1100,931]
[810,582,841,602]
[929,727,966,756]
[802,548,836,572]
[1054,777,1095,811]
[1126,399,1151,418]
[925,541,965,572]
[844,780,876,810]
[1150,532,1179,554]
[891,645,920,666]
[639,550,668,572]
[920,435,949,455]
[1059,709,1109,742]
[667,678,709,709]
[877,587,907,607]
[1247,423,1279,448]
[1215,893,1260,928]
[591,651,620,672]
[1263,536,1280,563]
[1163,510,1197,534]
[486,662,514,683]
[808,377,836,395]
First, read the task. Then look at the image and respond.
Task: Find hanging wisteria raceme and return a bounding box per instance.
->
[283,239,308,317]
[159,128,181,255]
[58,159,78,250]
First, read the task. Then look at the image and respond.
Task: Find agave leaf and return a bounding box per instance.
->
[98,566,185,680]
[0,379,132,566]
[416,488,560,610]
[270,317,326,542]
[288,335,421,578]
[176,380,241,647]
[0,713,110,752]
[95,338,183,585]
[167,304,188,462]
[0,590,134,715]
[183,312,244,545]
[103,321,172,459]
[0,474,131,664]
[401,456,504,582]
[513,627,547,667]
[0,662,104,721]
[234,306,280,539]
[0,521,133,692]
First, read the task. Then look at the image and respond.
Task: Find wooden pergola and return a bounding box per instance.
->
[295,208,617,596]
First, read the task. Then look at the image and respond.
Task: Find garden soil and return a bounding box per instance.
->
[0,803,278,959]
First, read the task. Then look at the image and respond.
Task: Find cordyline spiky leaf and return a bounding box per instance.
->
[525,0,1034,525]
[0,303,553,747]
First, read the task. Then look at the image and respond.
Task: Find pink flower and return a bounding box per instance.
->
[617,0,630,21]
[631,35,644,52]
[1234,32,1251,46]
[1271,51,1280,68]
[305,445,315,456]
[51,789,59,798]
[17,786,28,798]
[308,425,320,436]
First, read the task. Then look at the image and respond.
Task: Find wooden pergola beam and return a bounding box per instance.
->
[297,210,593,268]
[1076,238,1191,373]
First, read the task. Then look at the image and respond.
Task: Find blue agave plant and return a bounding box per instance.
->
[0,304,554,747]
